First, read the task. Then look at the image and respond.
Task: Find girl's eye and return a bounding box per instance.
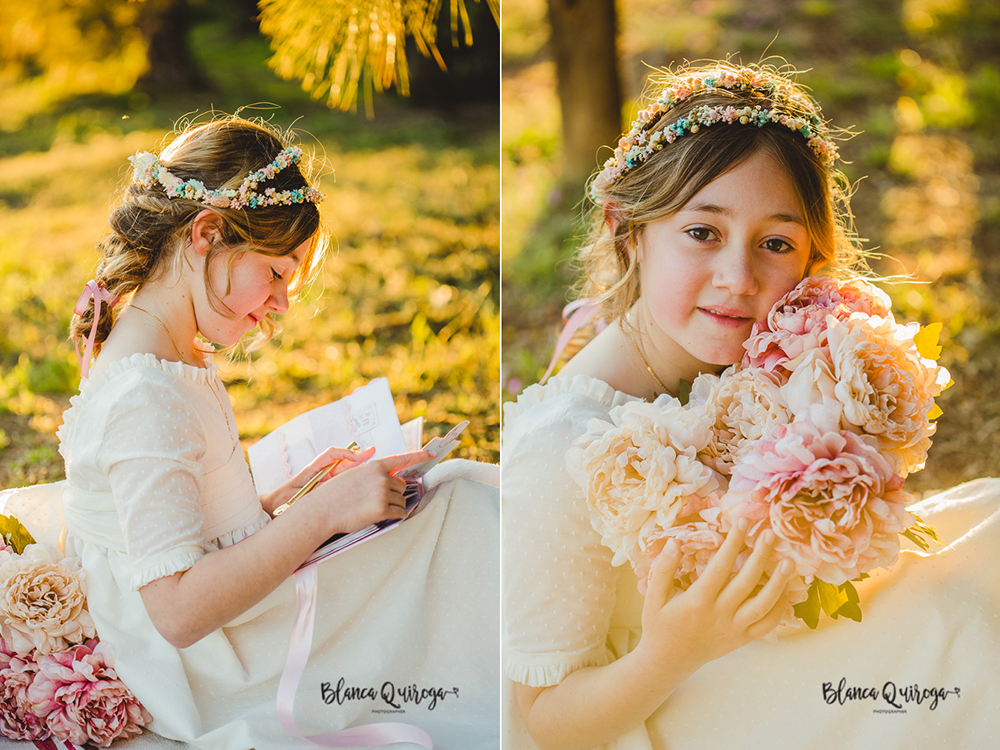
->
[762,238,795,254]
[686,226,716,242]
[271,268,284,281]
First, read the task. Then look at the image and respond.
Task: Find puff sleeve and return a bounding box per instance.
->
[502,376,637,687]
[96,373,209,591]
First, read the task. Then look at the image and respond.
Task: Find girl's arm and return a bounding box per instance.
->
[516,521,796,750]
[139,449,433,648]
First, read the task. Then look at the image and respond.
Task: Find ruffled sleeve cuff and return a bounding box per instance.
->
[130,546,204,591]
[504,645,614,687]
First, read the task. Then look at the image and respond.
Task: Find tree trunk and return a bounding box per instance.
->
[136,0,208,91]
[547,0,623,195]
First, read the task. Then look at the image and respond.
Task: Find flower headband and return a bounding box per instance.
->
[128,146,324,210]
[591,67,840,197]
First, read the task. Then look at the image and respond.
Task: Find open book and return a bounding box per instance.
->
[247,378,466,567]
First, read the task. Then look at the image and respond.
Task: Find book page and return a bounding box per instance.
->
[247,377,407,495]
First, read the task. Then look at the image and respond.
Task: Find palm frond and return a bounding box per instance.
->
[258,0,498,115]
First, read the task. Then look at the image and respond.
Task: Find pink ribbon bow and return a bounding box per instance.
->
[538,298,607,384]
[73,280,118,379]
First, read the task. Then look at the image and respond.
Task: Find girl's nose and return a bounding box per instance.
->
[269,284,290,314]
[713,242,759,296]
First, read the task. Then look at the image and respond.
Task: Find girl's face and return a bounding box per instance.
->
[635,150,811,368]
[196,240,310,346]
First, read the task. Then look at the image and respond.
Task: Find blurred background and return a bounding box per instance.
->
[502,0,1000,494]
[0,0,500,489]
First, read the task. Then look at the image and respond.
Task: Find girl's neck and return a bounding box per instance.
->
[556,303,722,402]
[622,303,714,398]
[94,281,207,372]
[131,282,205,367]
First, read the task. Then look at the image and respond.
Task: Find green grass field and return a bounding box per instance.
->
[0,14,499,489]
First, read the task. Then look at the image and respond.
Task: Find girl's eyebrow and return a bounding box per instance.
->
[683,202,806,226]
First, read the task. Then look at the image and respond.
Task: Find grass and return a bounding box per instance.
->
[502,0,1000,494]
[0,10,499,489]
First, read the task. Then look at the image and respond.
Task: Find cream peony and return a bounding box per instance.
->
[721,420,914,585]
[691,367,792,474]
[826,313,951,477]
[568,398,721,567]
[0,545,96,656]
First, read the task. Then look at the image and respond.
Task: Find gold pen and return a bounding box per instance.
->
[272,441,361,516]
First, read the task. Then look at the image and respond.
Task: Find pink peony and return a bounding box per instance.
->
[635,510,733,594]
[720,420,914,585]
[743,276,893,373]
[28,640,150,748]
[0,638,50,741]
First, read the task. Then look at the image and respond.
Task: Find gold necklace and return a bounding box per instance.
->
[130,304,236,447]
[624,325,670,395]
[130,304,193,366]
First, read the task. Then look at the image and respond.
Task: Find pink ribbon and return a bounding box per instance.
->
[539,298,607,384]
[277,565,434,748]
[73,280,118,379]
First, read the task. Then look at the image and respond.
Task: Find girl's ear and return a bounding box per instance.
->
[190,209,225,257]
[602,201,620,236]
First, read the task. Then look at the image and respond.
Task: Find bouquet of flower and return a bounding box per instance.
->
[567,277,951,628]
[0,515,150,746]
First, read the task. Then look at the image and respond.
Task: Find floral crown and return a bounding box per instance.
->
[128,146,324,210]
[591,66,840,198]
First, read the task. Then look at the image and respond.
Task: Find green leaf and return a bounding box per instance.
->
[0,514,36,555]
[793,580,821,629]
[902,516,941,552]
[832,600,863,622]
[913,321,942,360]
[842,580,861,604]
[677,378,692,405]
[817,579,849,617]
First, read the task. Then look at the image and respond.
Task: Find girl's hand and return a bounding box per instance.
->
[304,449,437,535]
[636,519,796,674]
[261,445,374,516]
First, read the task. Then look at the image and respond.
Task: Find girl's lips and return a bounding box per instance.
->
[698,306,754,328]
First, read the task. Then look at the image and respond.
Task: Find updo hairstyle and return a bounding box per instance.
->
[576,62,865,329]
[70,115,326,356]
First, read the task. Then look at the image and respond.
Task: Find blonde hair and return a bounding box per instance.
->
[575,62,865,328]
[70,115,328,357]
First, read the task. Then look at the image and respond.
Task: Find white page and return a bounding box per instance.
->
[247,377,407,495]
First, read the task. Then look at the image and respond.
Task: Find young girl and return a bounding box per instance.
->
[502,62,1000,749]
[5,116,499,749]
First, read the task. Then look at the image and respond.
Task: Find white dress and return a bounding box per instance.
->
[502,373,1000,750]
[43,353,499,750]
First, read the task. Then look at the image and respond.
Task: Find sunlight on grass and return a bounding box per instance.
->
[0,122,499,486]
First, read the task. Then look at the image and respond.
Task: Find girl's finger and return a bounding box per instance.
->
[645,540,681,610]
[718,530,778,610]
[693,518,750,595]
[743,579,793,640]
[383,504,409,521]
[736,558,795,626]
[379,449,438,474]
[308,446,374,481]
